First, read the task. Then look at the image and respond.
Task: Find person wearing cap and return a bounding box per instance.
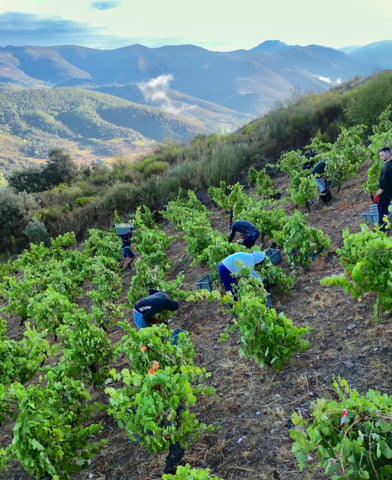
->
[228,220,259,248]
[133,289,179,331]
[218,251,266,299]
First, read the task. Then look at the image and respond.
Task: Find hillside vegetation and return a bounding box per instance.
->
[0,84,247,175]
[2,70,392,255]
[1,91,392,479]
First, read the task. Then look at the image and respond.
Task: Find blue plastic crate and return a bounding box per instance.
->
[266,292,272,308]
[115,223,134,235]
[265,248,281,265]
[196,273,213,292]
[360,211,378,224]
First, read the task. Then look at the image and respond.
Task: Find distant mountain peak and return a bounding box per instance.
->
[250,40,291,53]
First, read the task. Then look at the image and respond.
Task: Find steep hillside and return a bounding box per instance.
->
[2,159,391,480]
[0,85,212,174]
[90,83,253,131]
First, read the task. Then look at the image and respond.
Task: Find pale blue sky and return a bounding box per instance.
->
[0,0,391,51]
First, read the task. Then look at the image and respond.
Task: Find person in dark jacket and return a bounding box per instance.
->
[374,146,392,231]
[228,220,259,248]
[311,159,328,193]
[133,289,179,331]
[119,230,135,269]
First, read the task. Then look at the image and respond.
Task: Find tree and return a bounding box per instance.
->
[43,148,77,189]
[8,167,45,193]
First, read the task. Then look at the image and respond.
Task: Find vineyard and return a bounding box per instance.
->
[1,112,392,480]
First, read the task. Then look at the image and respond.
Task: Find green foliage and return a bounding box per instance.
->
[115,322,196,380]
[277,149,306,176]
[23,217,50,246]
[57,309,115,385]
[0,187,39,251]
[106,324,214,455]
[245,206,287,240]
[12,368,106,480]
[272,210,331,268]
[82,228,120,259]
[0,229,121,335]
[132,205,176,269]
[257,259,295,294]
[75,195,95,207]
[289,174,319,208]
[321,224,392,321]
[133,156,170,177]
[308,125,367,187]
[44,148,78,188]
[220,276,309,370]
[247,166,278,199]
[0,323,51,385]
[9,149,77,193]
[363,107,392,195]
[8,167,46,194]
[290,377,392,480]
[26,288,76,333]
[162,189,242,272]
[127,260,164,306]
[343,71,392,130]
[276,150,319,207]
[203,142,250,186]
[163,464,225,480]
[208,181,252,220]
[247,88,344,158]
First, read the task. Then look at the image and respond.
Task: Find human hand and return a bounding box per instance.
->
[373,194,379,203]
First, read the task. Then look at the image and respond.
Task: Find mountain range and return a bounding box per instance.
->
[2,40,392,114]
[0,39,391,172]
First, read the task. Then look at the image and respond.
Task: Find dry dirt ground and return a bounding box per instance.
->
[2,160,392,480]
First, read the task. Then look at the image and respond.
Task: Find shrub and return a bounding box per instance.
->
[343,71,392,131]
[163,464,225,479]
[23,218,50,246]
[0,188,39,251]
[321,224,392,321]
[291,377,392,480]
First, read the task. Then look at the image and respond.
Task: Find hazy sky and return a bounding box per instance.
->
[0,0,391,51]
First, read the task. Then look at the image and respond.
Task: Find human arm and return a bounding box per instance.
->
[228,226,236,243]
[140,293,178,321]
[250,268,263,281]
[377,162,392,197]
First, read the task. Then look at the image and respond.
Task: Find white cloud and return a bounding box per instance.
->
[318,75,342,85]
[138,74,197,116]
[138,74,173,104]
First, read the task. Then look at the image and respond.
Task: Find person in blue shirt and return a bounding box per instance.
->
[228,220,259,248]
[218,251,266,298]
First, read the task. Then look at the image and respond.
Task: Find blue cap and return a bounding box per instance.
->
[252,251,266,265]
